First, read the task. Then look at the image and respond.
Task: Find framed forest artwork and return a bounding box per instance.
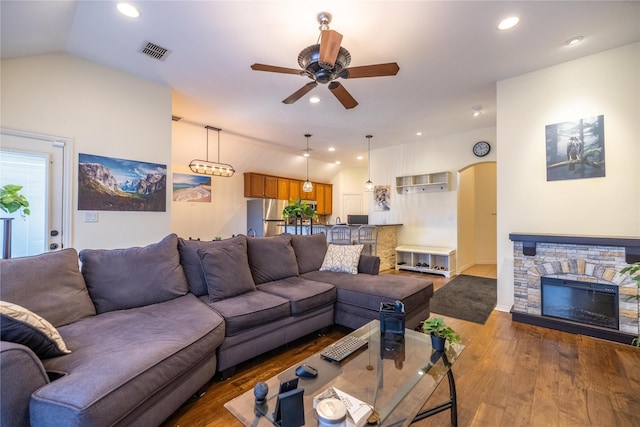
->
[545,115,605,181]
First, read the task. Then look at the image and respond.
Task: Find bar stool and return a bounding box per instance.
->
[309,225,327,235]
[357,225,378,255]
[330,225,352,245]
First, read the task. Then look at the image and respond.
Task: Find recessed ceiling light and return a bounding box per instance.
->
[117,3,140,18]
[357,155,363,160]
[335,161,341,165]
[416,132,423,136]
[565,36,584,46]
[472,105,482,117]
[309,97,320,104]
[303,152,310,158]
[328,147,335,152]
[498,16,519,30]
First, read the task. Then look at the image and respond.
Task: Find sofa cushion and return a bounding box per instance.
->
[198,238,256,302]
[0,301,70,359]
[302,270,433,314]
[32,294,225,427]
[178,235,247,296]
[257,277,336,315]
[0,248,95,327]
[319,244,364,274]
[205,291,290,336]
[246,234,299,284]
[290,233,328,274]
[79,234,188,314]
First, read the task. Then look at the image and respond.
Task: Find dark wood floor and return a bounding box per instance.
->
[163,270,640,427]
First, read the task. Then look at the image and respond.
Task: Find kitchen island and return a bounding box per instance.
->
[279,223,401,271]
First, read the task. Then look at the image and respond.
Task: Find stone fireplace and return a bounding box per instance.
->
[509,233,640,343]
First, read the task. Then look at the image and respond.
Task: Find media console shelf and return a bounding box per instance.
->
[395,171,451,194]
[395,245,456,278]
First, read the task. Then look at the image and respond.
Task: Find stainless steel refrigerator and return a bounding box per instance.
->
[247,199,287,237]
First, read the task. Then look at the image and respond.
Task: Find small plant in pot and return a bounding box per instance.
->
[421,317,460,351]
[620,262,640,347]
[282,199,317,223]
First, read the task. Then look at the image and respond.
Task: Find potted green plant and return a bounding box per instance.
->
[0,184,31,217]
[421,317,460,351]
[282,199,317,222]
[620,262,640,347]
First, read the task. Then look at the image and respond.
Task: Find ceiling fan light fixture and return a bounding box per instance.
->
[189,126,235,177]
[472,105,482,117]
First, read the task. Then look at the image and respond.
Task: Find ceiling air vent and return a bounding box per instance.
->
[139,41,172,62]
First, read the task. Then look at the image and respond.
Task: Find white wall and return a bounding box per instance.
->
[368,127,497,248]
[496,43,640,311]
[1,53,172,251]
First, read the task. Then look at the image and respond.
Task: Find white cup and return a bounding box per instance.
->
[316,398,347,426]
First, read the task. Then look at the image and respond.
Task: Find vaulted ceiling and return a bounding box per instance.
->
[2,1,638,166]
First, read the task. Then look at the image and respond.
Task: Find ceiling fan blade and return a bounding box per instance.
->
[342,62,400,79]
[319,30,343,68]
[251,63,304,75]
[282,82,318,104]
[328,82,358,109]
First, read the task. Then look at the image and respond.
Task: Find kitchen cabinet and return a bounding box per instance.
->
[289,179,301,201]
[277,178,290,200]
[316,183,333,215]
[244,173,278,198]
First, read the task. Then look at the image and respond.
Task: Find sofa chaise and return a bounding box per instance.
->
[1,232,433,426]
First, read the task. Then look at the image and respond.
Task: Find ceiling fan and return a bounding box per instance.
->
[251,12,400,109]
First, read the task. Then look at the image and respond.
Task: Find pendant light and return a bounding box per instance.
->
[302,134,313,193]
[364,135,374,192]
[189,126,235,177]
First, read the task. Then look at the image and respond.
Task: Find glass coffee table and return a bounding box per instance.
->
[225,320,464,426]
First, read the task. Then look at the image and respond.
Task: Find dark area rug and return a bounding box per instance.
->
[430,274,497,324]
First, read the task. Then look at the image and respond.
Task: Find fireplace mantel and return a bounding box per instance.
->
[509,233,640,263]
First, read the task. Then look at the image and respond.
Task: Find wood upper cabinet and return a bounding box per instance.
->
[277,178,290,200]
[289,179,301,201]
[244,173,278,198]
[316,183,333,215]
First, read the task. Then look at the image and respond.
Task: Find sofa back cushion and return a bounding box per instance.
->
[198,237,256,302]
[246,234,299,285]
[178,235,247,296]
[79,234,188,314]
[0,248,95,327]
[290,233,329,274]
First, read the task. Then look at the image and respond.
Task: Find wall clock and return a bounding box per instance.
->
[473,141,491,157]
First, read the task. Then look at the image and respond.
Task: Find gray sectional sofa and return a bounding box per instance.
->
[0,232,433,426]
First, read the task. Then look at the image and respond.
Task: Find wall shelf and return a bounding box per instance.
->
[395,171,451,194]
[395,245,456,277]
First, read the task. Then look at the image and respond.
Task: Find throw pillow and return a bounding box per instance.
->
[319,244,364,275]
[79,234,189,314]
[178,235,247,296]
[0,248,96,327]
[0,301,70,359]
[198,239,256,302]
[290,233,328,274]
[246,234,299,285]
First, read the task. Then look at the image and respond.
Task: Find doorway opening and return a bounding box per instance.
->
[457,162,497,278]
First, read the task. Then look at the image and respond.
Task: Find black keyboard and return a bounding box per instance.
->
[320,335,368,363]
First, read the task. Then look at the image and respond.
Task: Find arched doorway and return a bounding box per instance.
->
[457,162,497,276]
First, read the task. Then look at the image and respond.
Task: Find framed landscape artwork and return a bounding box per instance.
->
[173,173,211,203]
[78,153,167,211]
[545,115,605,181]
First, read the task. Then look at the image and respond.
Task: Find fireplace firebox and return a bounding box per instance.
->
[541,277,619,330]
